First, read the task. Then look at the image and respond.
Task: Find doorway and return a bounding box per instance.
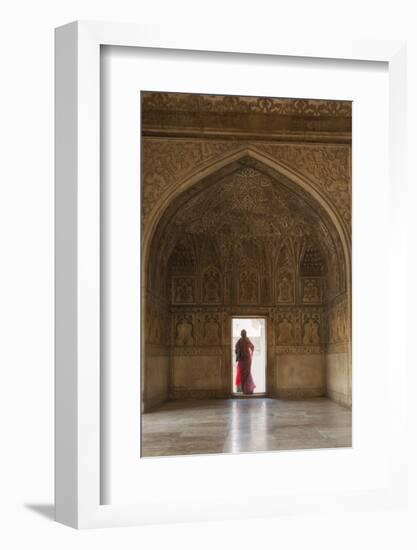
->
[231,317,267,395]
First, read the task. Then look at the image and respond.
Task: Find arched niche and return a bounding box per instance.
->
[143,147,351,284]
[142,148,351,408]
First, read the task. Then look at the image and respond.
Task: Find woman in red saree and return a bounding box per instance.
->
[235,329,256,394]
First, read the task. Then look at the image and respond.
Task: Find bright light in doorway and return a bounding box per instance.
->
[232,318,266,394]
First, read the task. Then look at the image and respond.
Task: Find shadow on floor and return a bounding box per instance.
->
[24,503,55,521]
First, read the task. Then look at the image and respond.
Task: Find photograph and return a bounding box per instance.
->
[0,0,412,542]
[141,91,352,457]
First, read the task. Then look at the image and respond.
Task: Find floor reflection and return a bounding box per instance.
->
[141,397,352,457]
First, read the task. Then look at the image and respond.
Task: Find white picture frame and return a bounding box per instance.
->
[55,21,407,529]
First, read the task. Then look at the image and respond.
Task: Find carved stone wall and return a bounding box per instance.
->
[143,293,170,411]
[142,93,352,410]
[325,295,351,407]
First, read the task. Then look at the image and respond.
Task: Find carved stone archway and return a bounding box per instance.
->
[142,148,351,411]
[143,147,351,274]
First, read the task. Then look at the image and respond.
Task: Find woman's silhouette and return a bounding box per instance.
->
[235,329,256,394]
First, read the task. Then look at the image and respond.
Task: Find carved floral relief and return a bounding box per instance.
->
[173,277,195,304]
[276,314,295,345]
[277,271,294,303]
[239,269,259,304]
[203,315,221,345]
[174,315,195,346]
[302,278,322,304]
[202,268,221,303]
[302,313,321,345]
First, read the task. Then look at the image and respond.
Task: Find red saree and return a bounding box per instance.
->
[235,337,256,394]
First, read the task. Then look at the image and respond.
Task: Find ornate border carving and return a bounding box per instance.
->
[171,346,224,356]
[143,92,352,118]
[275,388,325,399]
[275,345,324,355]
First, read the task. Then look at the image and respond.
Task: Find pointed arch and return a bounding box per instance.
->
[142,146,351,302]
[141,146,352,409]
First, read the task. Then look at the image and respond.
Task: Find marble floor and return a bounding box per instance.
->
[141,397,352,457]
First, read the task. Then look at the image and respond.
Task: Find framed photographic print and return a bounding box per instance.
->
[55,21,407,528]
